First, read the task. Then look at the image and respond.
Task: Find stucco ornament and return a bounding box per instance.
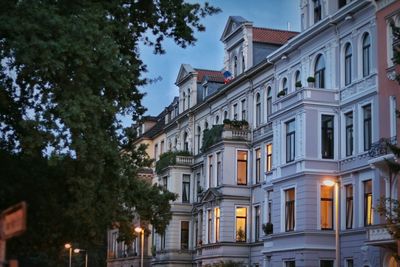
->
[387,70,397,81]
[361,245,371,266]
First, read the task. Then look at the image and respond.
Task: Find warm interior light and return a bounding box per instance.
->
[64,243,71,249]
[134,227,143,233]
[322,180,336,187]
[74,248,80,253]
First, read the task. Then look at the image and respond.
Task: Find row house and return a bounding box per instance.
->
[107,0,400,266]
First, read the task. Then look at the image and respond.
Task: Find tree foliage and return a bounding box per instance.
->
[0,0,220,266]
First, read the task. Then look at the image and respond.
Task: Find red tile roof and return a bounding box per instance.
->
[252,27,298,45]
[195,69,225,83]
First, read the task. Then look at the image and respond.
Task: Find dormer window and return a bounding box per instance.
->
[242,54,245,73]
[314,0,322,23]
[203,86,208,99]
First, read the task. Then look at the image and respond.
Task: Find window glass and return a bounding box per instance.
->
[322,115,334,159]
[344,43,352,85]
[256,93,261,126]
[217,152,222,186]
[285,188,295,231]
[345,112,354,156]
[266,87,272,118]
[321,186,334,230]
[363,104,372,151]
[285,260,296,267]
[182,174,190,203]
[363,34,371,77]
[266,144,273,172]
[236,207,247,242]
[364,180,373,226]
[237,151,248,185]
[346,185,353,229]
[207,210,212,243]
[215,208,220,242]
[286,120,296,162]
[282,78,288,94]
[255,206,260,241]
[208,155,213,188]
[180,221,189,250]
[255,148,261,184]
[320,260,334,267]
[315,54,325,88]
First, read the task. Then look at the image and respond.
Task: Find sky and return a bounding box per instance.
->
[136,0,301,120]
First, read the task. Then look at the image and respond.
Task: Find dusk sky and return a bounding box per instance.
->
[136,0,301,122]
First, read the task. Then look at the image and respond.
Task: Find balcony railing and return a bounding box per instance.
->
[368,136,397,158]
[155,151,193,174]
[201,122,250,152]
[366,225,395,246]
[253,122,273,142]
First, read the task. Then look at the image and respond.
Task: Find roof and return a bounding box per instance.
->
[252,27,299,45]
[194,68,224,83]
[142,110,166,138]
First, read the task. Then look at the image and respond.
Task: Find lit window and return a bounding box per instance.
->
[346,184,353,229]
[217,152,222,186]
[255,148,261,184]
[237,151,248,185]
[363,104,372,151]
[286,120,296,163]
[364,180,373,226]
[345,112,354,156]
[180,221,189,250]
[320,185,333,230]
[266,144,272,172]
[315,54,325,88]
[344,43,352,86]
[256,93,261,126]
[362,34,371,77]
[182,174,190,203]
[285,188,295,231]
[254,206,261,241]
[236,207,247,242]
[321,115,334,159]
[215,207,220,242]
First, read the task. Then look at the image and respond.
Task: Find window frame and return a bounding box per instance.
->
[362,33,371,77]
[266,143,273,172]
[320,185,334,230]
[236,150,248,185]
[215,207,220,242]
[315,54,325,88]
[344,43,352,86]
[345,111,354,157]
[363,104,372,151]
[364,180,373,226]
[256,93,261,126]
[286,120,296,163]
[321,115,334,159]
[285,188,296,232]
[235,206,247,242]
[182,174,191,203]
[180,221,189,250]
[345,184,353,229]
[255,148,261,184]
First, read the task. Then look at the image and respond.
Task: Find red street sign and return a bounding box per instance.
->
[1,202,27,240]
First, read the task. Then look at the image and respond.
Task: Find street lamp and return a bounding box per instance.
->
[135,226,144,267]
[323,179,339,267]
[74,248,88,267]
[64,243,72,267]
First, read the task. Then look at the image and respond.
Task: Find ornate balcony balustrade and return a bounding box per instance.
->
[368,136,397,158]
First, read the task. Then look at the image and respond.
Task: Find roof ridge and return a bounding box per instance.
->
[253,26,299,34]
[194,68,222,73]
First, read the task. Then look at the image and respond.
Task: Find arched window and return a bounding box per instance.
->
[256,93,261,126]
[362,34,371,77]
[215,115,220,124]
[187,89,191,108]
[282,78,288,94]
[266,87,272,117]
[205,121,209,130]
[315,54,325,88]
[184,132,189,152]
[344,43,352,85]
[197,126,202,154]
[242,53,245,73]
[174,138,178,151]
[295,70,301,87]
[224,110,228,120]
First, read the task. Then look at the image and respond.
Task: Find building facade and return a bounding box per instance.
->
[107,1,400,266]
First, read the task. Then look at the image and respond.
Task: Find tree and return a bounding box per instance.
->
[0,1,220,266]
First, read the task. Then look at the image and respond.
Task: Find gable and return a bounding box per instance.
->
[175,64,195,85]
[220,16,251,41]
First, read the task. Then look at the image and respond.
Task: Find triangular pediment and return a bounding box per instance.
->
[220,16,252,41]
[175,64,195,85]
[200,188,221,203]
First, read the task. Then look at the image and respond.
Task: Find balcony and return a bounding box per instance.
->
[275,87,339,113]
[366,225,395,247]
[253,122,273,142]
[368,136,397,172]
[155,151,193,174]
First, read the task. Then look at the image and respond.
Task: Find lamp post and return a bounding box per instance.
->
[135,227,144,267]
[323,180,339,267]
[74,248,88,267]
[64,243,72,267]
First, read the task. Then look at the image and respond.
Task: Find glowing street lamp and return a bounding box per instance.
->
[74,248,88,267]
[135,227,144,267]
[323,179,339,267]
[64,243,72,267]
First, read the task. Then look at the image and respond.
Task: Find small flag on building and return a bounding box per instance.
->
[223,71,233,84]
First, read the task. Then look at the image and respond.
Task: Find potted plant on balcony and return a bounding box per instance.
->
[307,76,315,87]
[295,81,302,89]
[262,222,273,235]
[277,90,286,98]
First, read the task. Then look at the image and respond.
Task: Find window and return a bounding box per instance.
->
[160,140,164,155]
[207,210,212,243]
[282,78,288,95]
[234,55,238,77]
[215,207,220,242]
[203,86,208,99]
[286,120,296,163]
[182,92,186,110]
[242,53,245,72]
[181,221,189,250]
[224,110,228,120]
[255,148,261,184]
[320,186,333,230]
[208,155,213,188]
[197,126,201,154]
[315,54,325,88]
[363,34,371,77]
[285,188,295,231]
[241,99,246,120]
[294,70,301,88]
[233,104,238,120]
[237,150,248,185]
[314,0,322,23]
[320,260,334,267]
[162,176,168,190]
[215,115,220,125]
[256,93,261,126]
[321,115,334,159]
[187,89,191,108]
[364,180,373,226]
[346,259,354,267]
[285,261,296,267]
[346,184,353,229]
[196,173,201,198]
[338,0,346,8]
[184,132,189,152]
[344,43,352,86]
[154,143,159,160]
[266,144,272,172]
[255,206,261,241]
[266,87,272,118]
[363,104,372,151]
[194,219,198,247]
[217,152,222,186]
[182,174,190,203]
[345,112,354,156]
[161,233,166,250]
[236,207,247,242]
[267,191,273,224]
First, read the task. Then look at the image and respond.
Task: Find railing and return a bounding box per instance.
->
[367,226,393,242]
[176,155,194,165]
[253,122,273,141]
[368,136,397,158]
